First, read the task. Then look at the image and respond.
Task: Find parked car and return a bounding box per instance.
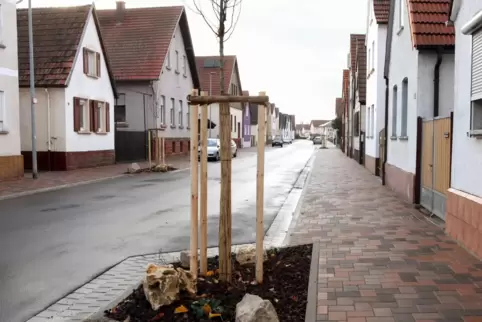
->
[272,135,283,147]
[198,138,237,161]
[313,136,322,145]
[283,137,292,144]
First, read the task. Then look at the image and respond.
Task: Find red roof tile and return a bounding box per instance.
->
[350,34,365,72]
[356,40,367,103]
[195,56,239,95]
[374,0,391,23]
[97,5,199,86]
[342,69,350,114]
[408,0,455,47]
[16,6,90,86]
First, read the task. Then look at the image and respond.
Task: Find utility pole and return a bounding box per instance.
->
[209,72,215,138]
[28,0,38,179]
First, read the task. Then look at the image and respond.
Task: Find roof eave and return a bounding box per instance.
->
[179,9,200,89]
[383,0,396,78]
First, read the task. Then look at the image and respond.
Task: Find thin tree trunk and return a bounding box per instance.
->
[217,3,232,280]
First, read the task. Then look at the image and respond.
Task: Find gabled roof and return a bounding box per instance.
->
[373,0,391,24]
[17,5,116,92]
[97,5,199,87]
[195,55,241,95]
[350,34,365,71]
[356,40,367,104]
[310,119,330,127]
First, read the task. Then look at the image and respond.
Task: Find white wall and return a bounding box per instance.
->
[365,9,387,158]
[19,88,65,152]
[116,82,153,132]
[387,0,419,174]
[451,1,482,197]
[65,10,115,152]
[202,103,242,139]
[0,0,20,156]
[152,24,194,138]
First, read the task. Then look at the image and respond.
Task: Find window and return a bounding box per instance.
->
[371,105,375,137]
[399,0,405,30]
[371,41,375,70]
[175,50,179,73]
[182,55,187,76]
[367,106,371,137]
[172,141,176,153]
[170,98,175,126]
[234,115,237,133]
[391,86,398,137]
[160,95,166,125]
[73,98,110,133]
[0,90,4,132]
[231,115,233,131]
[83,48,100,78]
[470,30,482,134]
[354,111,360,135]
[115,93,126,123]
[400,78,408,137]
[178,100,183,127]
[166,47,171,69]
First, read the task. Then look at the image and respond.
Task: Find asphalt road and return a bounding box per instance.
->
[0,140,315,322]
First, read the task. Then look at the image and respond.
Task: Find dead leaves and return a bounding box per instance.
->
[174,305,188,314]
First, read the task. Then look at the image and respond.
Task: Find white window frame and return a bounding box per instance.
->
[0,90,5,132]
[371,41,375,70]
[175,50,179,73]
[468,28,482,135]
[160,95,166,125]
[399,0,405,30]
[400,78,408,137]
[170,98,175,126]
[182,55,187,76]
[79,99,90,132]
[86,50,99,77]
[96,101,107,132]
[391,86,398,138]
[166,47,171,69]
[178,100,183,127]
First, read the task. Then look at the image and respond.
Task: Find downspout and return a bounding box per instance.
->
[434,49,443,118]
[382,76,389,186]
[45,88,51,171]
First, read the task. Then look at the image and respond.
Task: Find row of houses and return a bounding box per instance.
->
[295,119,332,139]
[335,0,482,258]
[0,1,295,182]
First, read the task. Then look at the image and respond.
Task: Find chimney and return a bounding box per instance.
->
[116,1,125,23]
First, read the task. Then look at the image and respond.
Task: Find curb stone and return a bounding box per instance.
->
[0,168,190,201]
[305,241,320,322]
[26,155,315,322]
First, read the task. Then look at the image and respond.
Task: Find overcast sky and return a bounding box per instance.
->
[18,0,367,123]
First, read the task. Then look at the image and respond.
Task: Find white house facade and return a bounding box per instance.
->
[384,0,454,204]
[445,0,482,259]
[0,0,23,180]
[18,5,116,171]
[98,4,200,162]
[364,0,389,176]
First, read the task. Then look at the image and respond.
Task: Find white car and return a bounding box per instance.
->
[198,138,237,161]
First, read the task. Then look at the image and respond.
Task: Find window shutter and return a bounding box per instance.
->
[90,100,97,132]
[83,48,88,74]
[105,102,110,132]
[73,97,81,132]
[96,52,101,77]
[472,30,482,100]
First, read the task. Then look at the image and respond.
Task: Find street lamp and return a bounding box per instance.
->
[28,0,38,178]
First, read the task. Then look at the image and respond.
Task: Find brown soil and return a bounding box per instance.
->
[105,244,312,322]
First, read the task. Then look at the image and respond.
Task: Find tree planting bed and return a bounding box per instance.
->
[105,244,313,322]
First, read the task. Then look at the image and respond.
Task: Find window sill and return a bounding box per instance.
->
[187,126,190,130]
[115,122,129,128]
[178,125,184,129]
[166,66,171,71]
[86,74,100,79]
[170,125,176,129]
[390,136,397,140]
[77,130,92,135]
[175,70,180,75]
[468,129,482,138]
[160,124,167,130]
[183,74,187,78]
[0,130,9,135]
[95,131,108,135]
[398,136,409,141]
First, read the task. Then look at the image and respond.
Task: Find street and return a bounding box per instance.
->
[0,140,314,322]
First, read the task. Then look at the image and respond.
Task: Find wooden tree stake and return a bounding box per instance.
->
[256,91,266,284]
[200,91,209,276]
[218,101,232,282]
[190,89,200,277]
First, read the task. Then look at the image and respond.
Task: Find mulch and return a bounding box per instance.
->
[105,244,313,322]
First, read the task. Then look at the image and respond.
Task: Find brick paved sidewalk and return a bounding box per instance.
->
[287,148,482,322]
[0,156,190,199]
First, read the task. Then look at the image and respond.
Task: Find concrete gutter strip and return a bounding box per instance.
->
[305,240,320,322]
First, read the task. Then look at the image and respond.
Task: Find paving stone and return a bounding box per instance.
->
[285,148,482,322]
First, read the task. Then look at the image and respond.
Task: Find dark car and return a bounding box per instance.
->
[313,136,322,145]
[272,135,283,147]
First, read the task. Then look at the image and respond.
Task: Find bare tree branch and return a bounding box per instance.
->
[191,0,219,37]
[224,0,242,41]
